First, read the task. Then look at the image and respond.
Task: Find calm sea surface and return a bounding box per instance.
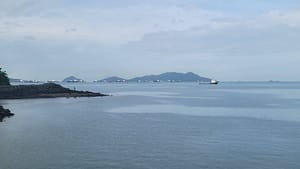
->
[1,82,300,169]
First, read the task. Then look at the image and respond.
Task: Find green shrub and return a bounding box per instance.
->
[0,68,10,85]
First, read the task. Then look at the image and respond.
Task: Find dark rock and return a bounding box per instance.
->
[0,106,14,122]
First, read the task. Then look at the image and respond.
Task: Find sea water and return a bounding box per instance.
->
[0,82,300,169]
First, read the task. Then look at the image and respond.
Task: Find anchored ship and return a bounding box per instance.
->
[210,80,219,84]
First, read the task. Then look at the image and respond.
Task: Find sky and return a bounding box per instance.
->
[1,0,300,81]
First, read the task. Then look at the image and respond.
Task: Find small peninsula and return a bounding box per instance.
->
[0,67,107,121]
[0,83,107,122]
[0,83,107,99]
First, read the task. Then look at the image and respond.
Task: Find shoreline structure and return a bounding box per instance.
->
[0,83,108,121]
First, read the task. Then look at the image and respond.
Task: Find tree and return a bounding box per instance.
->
[0,68,10,85]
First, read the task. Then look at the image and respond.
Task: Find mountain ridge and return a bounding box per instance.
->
[128,72,211,82]
[97,76,126,82]
[97,72,211,82]
[62,76,84,83]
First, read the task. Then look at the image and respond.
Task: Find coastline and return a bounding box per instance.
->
[0,83,108,99]
[0,83,108,122]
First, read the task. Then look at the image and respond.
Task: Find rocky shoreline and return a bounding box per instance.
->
[0,83,108,122]
[0,83,108,99]
[0,106,14,122]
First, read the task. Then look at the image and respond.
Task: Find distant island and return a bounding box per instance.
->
[10,72,214,84]
[128,72,211,82]
[62,76,84,83]
[95,76,126,83]
[96,72,212,83]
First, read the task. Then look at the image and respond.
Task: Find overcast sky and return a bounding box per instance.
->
[1,0,300,81]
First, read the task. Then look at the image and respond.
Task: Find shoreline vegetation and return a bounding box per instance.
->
[0,83,108,122]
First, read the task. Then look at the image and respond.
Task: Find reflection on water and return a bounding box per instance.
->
[108,104,300,122]
[0,82,300,169]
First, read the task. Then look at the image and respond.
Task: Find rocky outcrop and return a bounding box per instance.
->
[0,83,108,99]
[0,106,14,122]
[0,83,107,122]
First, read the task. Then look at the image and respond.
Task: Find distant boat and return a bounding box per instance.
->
[198,79,219,85]
[210,80,219,84]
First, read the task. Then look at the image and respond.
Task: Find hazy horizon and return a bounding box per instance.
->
[1,0,300,81]
[8,72,300,82]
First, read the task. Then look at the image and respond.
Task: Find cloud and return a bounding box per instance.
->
[65,28,77,33]
[23,35,36,40]
[115,9,300,80]
[1,1,298,45]
[0,3,224,44]
[1,0,300,80]
[0,0,61,17]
